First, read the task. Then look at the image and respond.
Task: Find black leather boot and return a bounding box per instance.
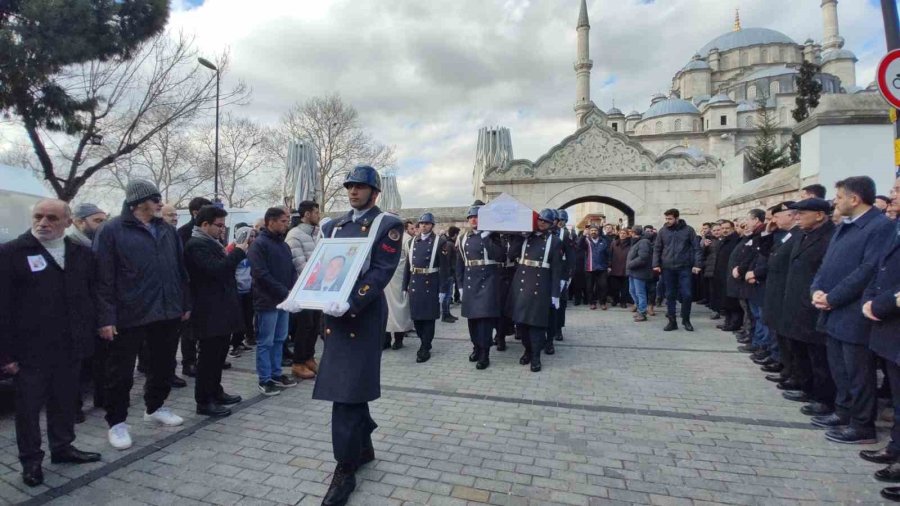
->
[682,319,694,332]
[468,346,478,362]
[476,348,490,370]
[664,316,678,331]
[323,464,357,506]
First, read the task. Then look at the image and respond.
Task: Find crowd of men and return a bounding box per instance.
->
[1,168,898,505]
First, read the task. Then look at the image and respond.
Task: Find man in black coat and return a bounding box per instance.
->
[94,179,192,451]
[403,212,450,363]
[176,196,212,377]
[507,209,563,372]
[781,199,837,421]
[308,166,403,506]
[652,208,702,331]
[0,199,102,487]
[735,209,774,360]
[552,209,576,343]
[184,205,247,417]
[456,205,506,369]
[714,220,743,332]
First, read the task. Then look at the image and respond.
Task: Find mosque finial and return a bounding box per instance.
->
[733,8,741,32]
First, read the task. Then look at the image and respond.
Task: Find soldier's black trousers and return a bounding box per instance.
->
[468,318,495,350]
[332,402,377,467]
[413,320,435,351]
[520,325,545,359]
[16,356,78,465]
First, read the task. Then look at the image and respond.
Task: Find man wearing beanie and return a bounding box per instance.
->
[94,178,192,450]
[67,203,107,248]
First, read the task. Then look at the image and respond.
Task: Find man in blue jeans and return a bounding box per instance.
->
[652,209,702,332]
[248,207,298,396]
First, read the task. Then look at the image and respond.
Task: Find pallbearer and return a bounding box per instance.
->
[456,204,505,369]
[493,233,517,351]
[508,209,563,372]
[554,209,576,342]
[403,213,450,363]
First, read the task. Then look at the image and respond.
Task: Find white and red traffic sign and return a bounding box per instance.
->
[877,49,900,109]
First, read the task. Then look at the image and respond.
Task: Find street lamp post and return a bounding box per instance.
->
[198,57,220,201]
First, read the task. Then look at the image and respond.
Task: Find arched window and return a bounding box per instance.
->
[655,121,663,133]
[674,119,682,131]
[744,116,754,128]
[747,85,757,100]
[641,125,649,135]
[769,81,781,96]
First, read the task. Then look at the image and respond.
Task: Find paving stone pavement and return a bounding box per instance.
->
[0,304,893,505]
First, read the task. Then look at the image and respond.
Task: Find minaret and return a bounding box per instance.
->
[821,0,844,51]
[733,8,741,31]
[574,0,594,128]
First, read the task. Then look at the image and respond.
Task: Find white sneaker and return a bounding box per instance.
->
[143,407,184,427]
[108,423,133,450]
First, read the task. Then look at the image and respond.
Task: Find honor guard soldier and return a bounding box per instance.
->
[554,209,576,342]
[494,233,518,350]
[507,209,563,372]
[456,204,506,369]
[312,165,404,506]
[403,212,450,363]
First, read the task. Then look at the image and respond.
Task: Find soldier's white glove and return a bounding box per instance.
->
[551,297,560,309]
[323,301,350,317]
[560,280,567,292]
[277,299,303,313]
[458,289,463,301]
[439,293,446,304]
[480,231,491,239]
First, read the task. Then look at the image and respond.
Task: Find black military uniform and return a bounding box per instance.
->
[403,213,450,363]
[456,205,506,369]
[507,210,563,372]
[313,166,403,506]
[553,210,576,343]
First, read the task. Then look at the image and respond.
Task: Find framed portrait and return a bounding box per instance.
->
[284,237,370,310]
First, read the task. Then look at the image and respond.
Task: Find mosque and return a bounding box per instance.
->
[472,0,886,226]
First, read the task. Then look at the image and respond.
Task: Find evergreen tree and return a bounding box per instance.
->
[747,96,790,179]
[789,61,823,163]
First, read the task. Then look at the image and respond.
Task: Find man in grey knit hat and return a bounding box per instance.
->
[93,178,192,450]
[67,203,107,248]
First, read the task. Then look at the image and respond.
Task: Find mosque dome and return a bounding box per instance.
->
[699,27,797,55]
[607,107,624,116]
[683,59,711,71]
[626,110,642,119]
[707,93,735,106]
[821,48,857,63]
[642,98,700,120]
[650,93,668,105]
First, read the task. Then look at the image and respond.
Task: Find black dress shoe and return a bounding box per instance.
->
[736,336,751,345]
[877,464,900,483]
[519,353,530,365]
[50,447,102,464]
[760,363,783,373]
[216,392,242,405]
[468,348,478,362]
[826,426,877,445]
[441,315,456,323]
[197,403,231,417]
[663,317,678,331]
[170,375,187,388]
[21,462,43,487]
[475,358,489,370]
[750,350,769,361]
[183,364,197,378]
[776,380,802,391]
[323,464,356,506]
[765,373,786,383]
[782,390,811,403]
[861,447,900,464]
[545,343,555,355]
[682,320,694,332]
[391,338,404,350]
[530,362,542,372]
[737,344,758,353]
[882,486,900,501]
[800,402,834,417]
[416,350,431,363]
[810,413,849,428]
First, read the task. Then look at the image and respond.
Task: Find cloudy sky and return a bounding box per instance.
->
[168,0,888,207]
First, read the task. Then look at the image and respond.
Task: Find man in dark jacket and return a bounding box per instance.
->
[608,228,631,308]
[176,197,212,377]
[652,208,702,331]
[0,199,102,487]
[714,220,743,331]
[184,205,247,417]
[580,224,610,310]
[811,176,895,444]
[626,225,653,321]
[735,209,773,359]
[552,210,576,341]
[94,179,192,451]
[702,223,721,318]
[403,212,450,364]
[248,207,298,396]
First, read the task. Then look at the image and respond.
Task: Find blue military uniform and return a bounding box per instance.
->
[403,226,450,362]
[455,227,505,368]
[507,213,563,372]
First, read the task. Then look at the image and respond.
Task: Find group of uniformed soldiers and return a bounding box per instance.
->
[401,203,577,372]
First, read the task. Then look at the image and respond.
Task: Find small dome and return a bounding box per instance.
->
[821,48,857,64]
[607,107,624,116]
[683,59,711,71]
[699,27,797,55]
[708,93,735,106]
[804,38,815,45]
[692,94,711,106]
[736,101,758,113]
[650,93,667,105]
[626,110,642,119]
[642,98,700,120]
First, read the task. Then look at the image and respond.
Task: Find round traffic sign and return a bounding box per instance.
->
[877,49,900,109]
